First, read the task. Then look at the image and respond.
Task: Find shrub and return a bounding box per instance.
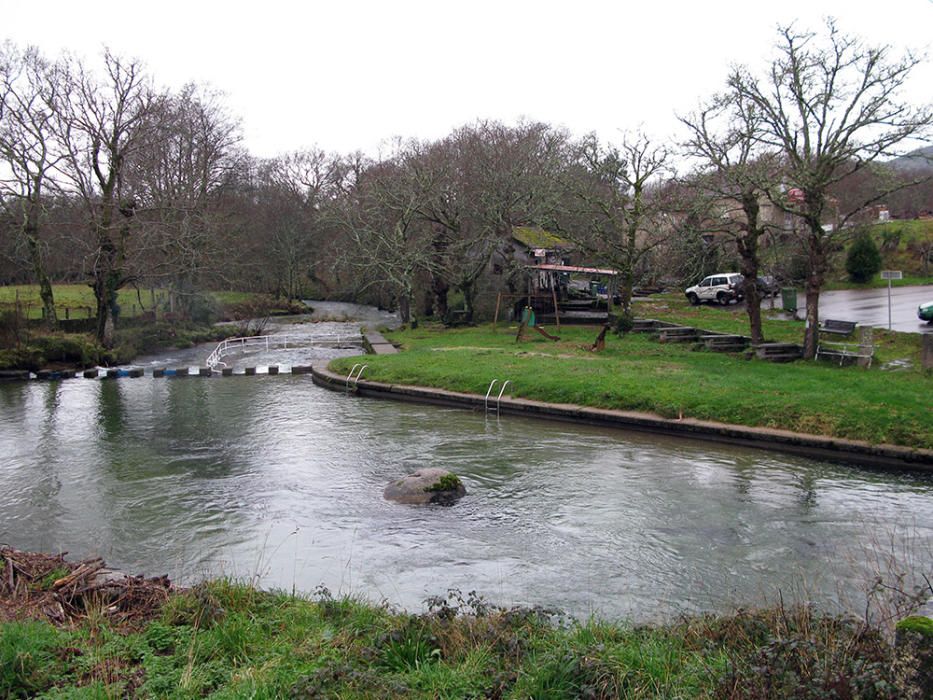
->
[846,233,883,283]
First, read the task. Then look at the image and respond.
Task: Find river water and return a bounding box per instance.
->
[1,304,930,622]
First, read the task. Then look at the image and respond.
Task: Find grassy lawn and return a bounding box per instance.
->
[823,275,933,291]
[0,579,905,698]
[0,285,284,320]
[0,284,172,319]
[330,316,931,449]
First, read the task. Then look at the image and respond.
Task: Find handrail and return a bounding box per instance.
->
[496,380,512,415]
[346,364,367,392]
[346,363,362,390]
[206,332,364,369]
[484,379,499,413]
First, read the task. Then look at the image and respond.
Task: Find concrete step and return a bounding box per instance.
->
[658,326,699,343]
[753,342,804,362]
[701,334,750,352]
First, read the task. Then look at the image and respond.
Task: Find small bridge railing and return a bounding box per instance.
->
[206,333,363,369]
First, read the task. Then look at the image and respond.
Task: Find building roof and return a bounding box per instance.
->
[511,226,572,249]
[528,264,619,276]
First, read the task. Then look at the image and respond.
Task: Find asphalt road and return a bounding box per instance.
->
[787,285,933,334]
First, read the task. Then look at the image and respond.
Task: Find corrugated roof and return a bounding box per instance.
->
[528,264,619,276]
[511,226,571,249]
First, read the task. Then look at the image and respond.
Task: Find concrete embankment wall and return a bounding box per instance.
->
[311,365,933,472]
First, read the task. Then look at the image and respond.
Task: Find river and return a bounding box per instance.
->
[1,304,930,622]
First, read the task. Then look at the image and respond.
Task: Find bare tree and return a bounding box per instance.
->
[0,43,66,325]
[337,143,436,323]
[128,83,243,315]
[729,20,932,358]
[681,93,782,343]
[53,49,160,346]
[250,148,342,300]
[413,121,568,321]
[559,131,672,322]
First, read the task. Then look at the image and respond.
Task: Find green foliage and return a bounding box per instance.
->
[895,615,933,636]
[706,609,899,699]
[846,232,883,283]
[183,291,222,325]
[0,621,64,697]
[377,617,441,672]
[0,580,917,698]
[424,473,463,492]
[613,313,635,335]
[0,333,99,371]
[36,566,70,591]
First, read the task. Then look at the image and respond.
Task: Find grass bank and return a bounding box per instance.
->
[1,576,920,699]
[0,285,306,321]
[0,286,309,371]
[329,319,931,450]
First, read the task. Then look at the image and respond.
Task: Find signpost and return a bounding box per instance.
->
[880,270,902,330]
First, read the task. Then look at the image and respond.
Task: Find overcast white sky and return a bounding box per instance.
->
[3,0,932,158]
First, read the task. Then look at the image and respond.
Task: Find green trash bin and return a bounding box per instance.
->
[781,288,798,313]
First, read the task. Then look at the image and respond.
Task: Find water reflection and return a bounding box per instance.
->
[0,359,930,622]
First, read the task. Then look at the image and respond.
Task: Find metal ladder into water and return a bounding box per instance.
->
[484,379,512,416]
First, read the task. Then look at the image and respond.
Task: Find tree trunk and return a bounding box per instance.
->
[461,281,475,323]
[92,191,118,347]
[22,204,57,327]
[25,232,57,327]
[738,194,764,345]
[431,273,449,319]
[802,227,827,360]
[398,293,411,324]
[619,269,635,320]
[743,282,763,344]
[803,280,821,360]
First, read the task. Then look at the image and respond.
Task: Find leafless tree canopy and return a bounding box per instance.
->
[0,23,930,341]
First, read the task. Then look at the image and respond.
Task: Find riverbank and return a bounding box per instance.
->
[0,289,309,372]
[325,324,932,457]
[1,548,927,699]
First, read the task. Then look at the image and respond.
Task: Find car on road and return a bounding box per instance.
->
[919,300,933,323]
[684,273,745,305]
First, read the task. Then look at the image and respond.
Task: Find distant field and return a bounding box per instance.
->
[0,285,167,319]
[0,285,266,319]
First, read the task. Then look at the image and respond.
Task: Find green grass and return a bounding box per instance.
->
[0,285,275,320]
[0,581,909,698]
[329,316,931,449]
[823,275,933,291]
[0,284,168,319]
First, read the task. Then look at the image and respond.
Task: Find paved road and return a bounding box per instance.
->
[795,285,932,334]
[721,285,932,333]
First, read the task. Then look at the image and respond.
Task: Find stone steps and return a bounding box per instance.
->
[752,342,804,362]
[657,326,699,343]
[699,334,750,352]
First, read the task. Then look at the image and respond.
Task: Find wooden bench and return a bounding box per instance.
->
[819,319,857,336]
[816,326,874,368]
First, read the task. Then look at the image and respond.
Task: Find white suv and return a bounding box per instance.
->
[684,273,745,305]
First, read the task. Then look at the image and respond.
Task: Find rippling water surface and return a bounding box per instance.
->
[1,309,930,621]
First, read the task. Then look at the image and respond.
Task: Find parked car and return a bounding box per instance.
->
[734,274,781,300]
[684,273,745,305]
[919,300,933,323]
[755,275,781,298]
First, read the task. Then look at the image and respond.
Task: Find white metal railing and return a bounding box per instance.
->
[345,363,367,391]
[205,332,363,370]
[484,379,513,415]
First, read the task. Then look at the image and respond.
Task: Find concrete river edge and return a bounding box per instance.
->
[311,364,933,472]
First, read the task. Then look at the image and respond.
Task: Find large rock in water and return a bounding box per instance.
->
[383,468,466,505]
